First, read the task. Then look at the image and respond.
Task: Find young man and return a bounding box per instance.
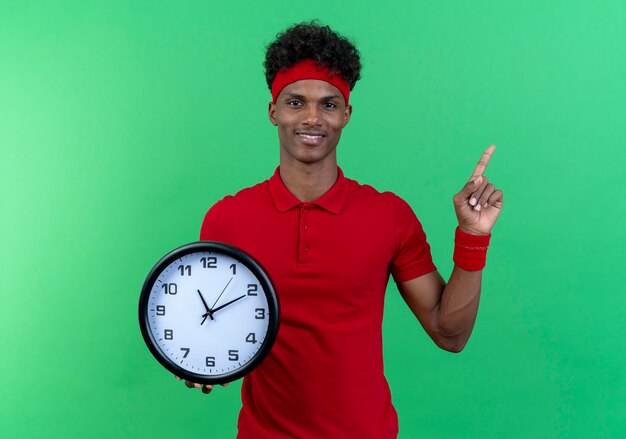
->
[183,22,503,438]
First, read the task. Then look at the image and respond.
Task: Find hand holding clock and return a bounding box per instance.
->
[139,241,279,393]
[176,376,229,394]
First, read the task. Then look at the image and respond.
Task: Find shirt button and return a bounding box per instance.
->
[303,225,308,231]
[302,208,308,213]
[304,246,309,252]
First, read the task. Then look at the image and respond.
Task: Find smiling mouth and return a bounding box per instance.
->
[297,133,325,140]
[296,133,325,146]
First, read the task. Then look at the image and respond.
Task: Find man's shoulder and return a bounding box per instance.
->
[344,175,408,209]
[209,179,271,212]
[200,178,272,239]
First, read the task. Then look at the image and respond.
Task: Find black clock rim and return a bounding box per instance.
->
[138,240,280,385]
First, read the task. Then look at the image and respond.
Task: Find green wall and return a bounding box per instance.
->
[2,1,624,437]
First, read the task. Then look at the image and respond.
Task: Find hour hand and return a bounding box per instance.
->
[197,290,214,322]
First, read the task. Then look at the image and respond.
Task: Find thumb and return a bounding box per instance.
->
[454,176,483,204]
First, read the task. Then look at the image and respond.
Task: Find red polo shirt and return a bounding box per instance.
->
[200,167,436,439]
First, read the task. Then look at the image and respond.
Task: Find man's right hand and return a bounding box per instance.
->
[176,376,229,394]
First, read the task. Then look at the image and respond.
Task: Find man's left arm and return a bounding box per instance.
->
[398,145,503,353]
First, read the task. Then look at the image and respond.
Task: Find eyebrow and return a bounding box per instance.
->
[284,93,341,101]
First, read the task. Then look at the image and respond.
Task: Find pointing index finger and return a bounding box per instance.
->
[471,145,496,178]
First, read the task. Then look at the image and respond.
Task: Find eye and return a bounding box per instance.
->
[322,102,337,110]
[287,99,303,107]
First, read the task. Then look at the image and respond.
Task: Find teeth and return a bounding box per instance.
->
[298,134,322,139]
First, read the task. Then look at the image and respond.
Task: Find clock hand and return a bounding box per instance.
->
[204,295,246,316]
[209,277,233,310]
[197,289,214,322]
[200,313,211,325]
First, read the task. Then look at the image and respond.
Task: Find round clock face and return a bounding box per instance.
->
[139,241,279,384]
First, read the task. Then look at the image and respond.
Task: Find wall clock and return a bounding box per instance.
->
[139,241,279,384]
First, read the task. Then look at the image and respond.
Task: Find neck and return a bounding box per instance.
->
[279,160,338,203]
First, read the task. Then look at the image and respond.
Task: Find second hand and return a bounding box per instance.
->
[209,277,234,311]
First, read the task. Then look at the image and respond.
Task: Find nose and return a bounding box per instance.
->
[303,104,322,126]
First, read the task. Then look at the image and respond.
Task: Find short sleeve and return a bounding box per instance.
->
[390,195,437,283]
[199,198,228,240]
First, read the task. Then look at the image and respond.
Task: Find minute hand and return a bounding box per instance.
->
[205,295,246,315]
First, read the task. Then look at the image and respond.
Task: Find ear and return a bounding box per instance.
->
[342,104,353,128]
[268,102,278,126]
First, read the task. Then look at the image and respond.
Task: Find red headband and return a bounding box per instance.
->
[271,59,351,104]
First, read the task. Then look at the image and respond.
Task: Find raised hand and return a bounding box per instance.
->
[452,145,504,236]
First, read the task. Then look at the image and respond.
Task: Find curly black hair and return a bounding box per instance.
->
[264,21,362,91]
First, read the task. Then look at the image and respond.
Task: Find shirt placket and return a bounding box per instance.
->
[298,203,313,263]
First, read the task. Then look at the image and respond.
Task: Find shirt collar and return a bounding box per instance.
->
[268,166,347,214]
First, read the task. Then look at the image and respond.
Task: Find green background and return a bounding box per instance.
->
[2,1,624,437]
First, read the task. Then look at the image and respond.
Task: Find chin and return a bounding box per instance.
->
[281,137,339,164]
[298,148,336,164]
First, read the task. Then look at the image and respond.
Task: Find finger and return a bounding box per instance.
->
[221,382,229,387]
[476,184,496,211]
[469,177,489,208]
[471,145,496,178]
[175,376,182,381]
[184,380,195,389]
[454,175,484,205]
[487,189,504,209]
[201,384,214,394]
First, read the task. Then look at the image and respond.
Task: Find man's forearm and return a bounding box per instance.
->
[436,267,483,351]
